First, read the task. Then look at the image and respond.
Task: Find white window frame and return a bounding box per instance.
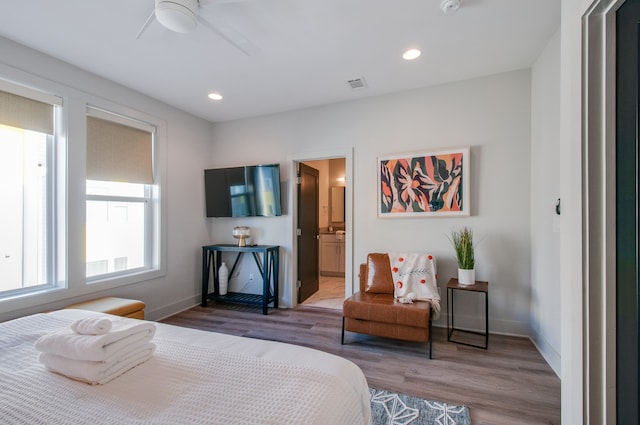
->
[0,64,167,315]
[84,106,164,287]
[0,79,63,300]
[85,185,153,281]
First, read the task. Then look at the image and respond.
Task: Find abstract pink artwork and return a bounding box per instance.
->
[378,147,470,217]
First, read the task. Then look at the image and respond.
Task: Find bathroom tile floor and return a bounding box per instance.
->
[302,276,344,310]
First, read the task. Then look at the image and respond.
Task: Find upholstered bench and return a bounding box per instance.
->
[65,296,146,319]
[342,253,433,357]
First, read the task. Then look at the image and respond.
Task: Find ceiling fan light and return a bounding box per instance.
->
[440,0,461,14]
[156,0,198,34]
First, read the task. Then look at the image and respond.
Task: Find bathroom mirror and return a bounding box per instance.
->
[330,186,345,223]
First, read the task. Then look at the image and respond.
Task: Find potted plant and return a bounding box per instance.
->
[450,227,475,285]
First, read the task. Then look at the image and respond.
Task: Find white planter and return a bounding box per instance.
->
[458,268,475,285]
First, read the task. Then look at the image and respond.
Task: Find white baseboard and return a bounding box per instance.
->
[147,296,200,322]
[433,312,528,337]
[529,327,561,376]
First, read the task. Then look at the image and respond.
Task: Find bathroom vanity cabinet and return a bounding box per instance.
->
[319,233,345,276]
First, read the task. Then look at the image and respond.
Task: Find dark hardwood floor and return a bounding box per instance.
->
[161,304,560,425]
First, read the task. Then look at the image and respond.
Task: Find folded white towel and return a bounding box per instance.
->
[39,343,155,385]
[35,317,156,361]
[70,317,113,335]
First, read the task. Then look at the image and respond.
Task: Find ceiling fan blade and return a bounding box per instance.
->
[135,8,157,40]
[198,15,259,56]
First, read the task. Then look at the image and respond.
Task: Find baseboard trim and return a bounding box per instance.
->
[147,296,200,322]
[530,327,561,376]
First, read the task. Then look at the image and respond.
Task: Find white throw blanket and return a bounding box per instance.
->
[388,252,440,317]
[35,318,156,361]
[39,343,155,385]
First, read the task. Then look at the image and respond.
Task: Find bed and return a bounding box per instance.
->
[0,309,372,424]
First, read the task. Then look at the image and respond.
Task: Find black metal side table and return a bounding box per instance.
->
[201,244,279,315]
[447,277,489,349]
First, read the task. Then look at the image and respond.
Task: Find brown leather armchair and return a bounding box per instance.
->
[341,253,433,358]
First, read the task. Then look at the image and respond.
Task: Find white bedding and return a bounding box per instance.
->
[0,309,372,425]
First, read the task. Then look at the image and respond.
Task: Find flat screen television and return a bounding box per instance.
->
[204,164,282,218]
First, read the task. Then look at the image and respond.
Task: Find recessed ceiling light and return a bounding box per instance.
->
[402,49,421,61]
[208,92,223,101]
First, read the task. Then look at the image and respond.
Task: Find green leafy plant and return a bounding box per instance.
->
[450,227,475,270]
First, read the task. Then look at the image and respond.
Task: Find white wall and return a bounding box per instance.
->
[0,37,212,322]
[560,0,588,422]
[530,29,561,375]
[209,69,533,335]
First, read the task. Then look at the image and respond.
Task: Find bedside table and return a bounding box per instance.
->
[447,277,489,349]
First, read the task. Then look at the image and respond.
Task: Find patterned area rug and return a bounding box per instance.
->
[370,387,471,425]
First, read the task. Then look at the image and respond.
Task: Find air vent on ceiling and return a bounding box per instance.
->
[346,77,368,90]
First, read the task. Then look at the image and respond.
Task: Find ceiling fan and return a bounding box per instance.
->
[136,0,259,56]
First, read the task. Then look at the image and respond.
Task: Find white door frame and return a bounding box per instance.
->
[577,0,623,423]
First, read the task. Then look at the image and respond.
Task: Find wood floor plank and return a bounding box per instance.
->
[161,304,560,425]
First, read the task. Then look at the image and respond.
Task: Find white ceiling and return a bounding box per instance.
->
[0,0,560,123]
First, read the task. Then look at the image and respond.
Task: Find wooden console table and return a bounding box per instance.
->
[201,244,279,315]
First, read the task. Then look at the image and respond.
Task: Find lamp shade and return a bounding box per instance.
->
[232,226,251,247]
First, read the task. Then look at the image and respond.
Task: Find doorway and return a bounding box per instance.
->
[291,153,351,310]
[303,158,346,309]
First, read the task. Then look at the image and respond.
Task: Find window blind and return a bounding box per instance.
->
[0,90,54,134]
[86,115,154,184]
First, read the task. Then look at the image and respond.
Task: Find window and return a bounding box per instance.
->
[85,108,159,282]
[0,77,164,307]
[0,85,61,296]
